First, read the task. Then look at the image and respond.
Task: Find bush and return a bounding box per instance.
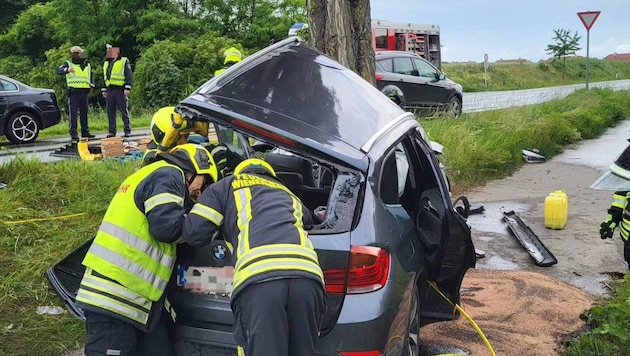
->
[132,34,246,109]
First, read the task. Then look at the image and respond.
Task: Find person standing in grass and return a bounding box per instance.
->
[102,44,133,138]
[57,46,95,141]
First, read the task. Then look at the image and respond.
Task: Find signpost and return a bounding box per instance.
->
[577,11,601,90]
[483,53,489,88]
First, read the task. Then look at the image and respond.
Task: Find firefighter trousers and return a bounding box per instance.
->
[84,309,174,356]
[232,278,326,356]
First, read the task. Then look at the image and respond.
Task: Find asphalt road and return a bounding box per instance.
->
[2,79,630,164]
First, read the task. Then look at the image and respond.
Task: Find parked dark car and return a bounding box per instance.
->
[375,51,463,116]
[46,37,475,356]
[0,75,61,144]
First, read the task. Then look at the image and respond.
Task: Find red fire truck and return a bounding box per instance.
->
[371,19,442,69]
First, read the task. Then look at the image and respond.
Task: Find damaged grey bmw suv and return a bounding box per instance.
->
[47,37,475,356]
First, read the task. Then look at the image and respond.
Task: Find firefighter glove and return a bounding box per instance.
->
[599,218,617,239]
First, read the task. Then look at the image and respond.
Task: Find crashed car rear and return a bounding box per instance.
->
[47,37,475,356]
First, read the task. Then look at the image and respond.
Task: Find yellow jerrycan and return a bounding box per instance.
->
[545,190,568,229]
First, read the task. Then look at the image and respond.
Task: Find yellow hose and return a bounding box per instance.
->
[428,281,496,356]
[4,213,86,225]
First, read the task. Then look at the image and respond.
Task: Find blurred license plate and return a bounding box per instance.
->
[177,265,234,296]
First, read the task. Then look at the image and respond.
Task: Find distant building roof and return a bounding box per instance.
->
[603,52,630,61]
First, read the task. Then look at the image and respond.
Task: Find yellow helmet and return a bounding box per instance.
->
[162,143,219,183]
[233,158,276,178]
[150,106,175,146]
[223,47,242,65]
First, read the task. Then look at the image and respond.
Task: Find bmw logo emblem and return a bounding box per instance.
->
[213,244,228,260]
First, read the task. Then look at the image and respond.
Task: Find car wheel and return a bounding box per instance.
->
[6,111,40,144]
[403,284,420,356]
[384,89,404,108]
[445,96,462,117]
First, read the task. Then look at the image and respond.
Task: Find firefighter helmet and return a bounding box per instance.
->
[160,143,219,183]
[223,47,242,65]
[150,106,176,146]
[233,158,277,178]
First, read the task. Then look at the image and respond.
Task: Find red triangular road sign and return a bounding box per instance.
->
[577,11,601,31]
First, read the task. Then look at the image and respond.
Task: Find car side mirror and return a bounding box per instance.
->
[436,73,446,81]
[411,69,420,77]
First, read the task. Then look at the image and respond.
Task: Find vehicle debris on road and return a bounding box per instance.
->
[522,148,546,163]
[503,210,558,267]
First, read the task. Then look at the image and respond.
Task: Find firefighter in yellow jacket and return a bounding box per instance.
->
[214,47,243,76]
[600,190,630,269]
[182,158,326,356]
[77,144,218,356]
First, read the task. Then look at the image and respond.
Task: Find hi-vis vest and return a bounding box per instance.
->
[190,173,324,297]
[66,61,91,89]
[77,160,184,326]
[214,68,226,77]
[103,57,128,87]
[615,192,630,241]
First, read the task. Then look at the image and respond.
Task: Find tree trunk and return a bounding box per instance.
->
[307,0,375,85]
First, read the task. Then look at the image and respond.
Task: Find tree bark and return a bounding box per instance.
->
[307,0,375,85]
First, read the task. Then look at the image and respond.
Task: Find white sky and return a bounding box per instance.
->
[370,0,630,62]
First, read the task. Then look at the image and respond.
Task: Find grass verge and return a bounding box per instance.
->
[564,275,630,355]
[422,88,630,192]
[443,58,630,92]
[0,89,630,355]
[0,158,137,356]
[36,108,153,140]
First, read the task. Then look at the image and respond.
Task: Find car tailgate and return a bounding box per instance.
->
[168,234,351,337]
[45,238,92,320]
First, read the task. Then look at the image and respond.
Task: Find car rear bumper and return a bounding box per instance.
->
[41,109,61,129]
[174,312,391,356]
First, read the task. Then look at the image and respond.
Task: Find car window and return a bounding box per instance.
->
[380,142,413,205]
[377,59,393,73]
[0,79,18,91]
[413,58,439,79]
[209,122,250,158]
[393,57,415,76]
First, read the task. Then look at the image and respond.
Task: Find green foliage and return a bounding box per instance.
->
[565,275,630,356]
[546,28,582,60]
[546,28,582,79]
[0,157,138,356]
[132,34,243,108]
[0,3,60,64]
[421,88,630,191]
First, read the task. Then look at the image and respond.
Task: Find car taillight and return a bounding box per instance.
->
[375,74,384,80]
[323,246,390,294]
[338,351,382,356]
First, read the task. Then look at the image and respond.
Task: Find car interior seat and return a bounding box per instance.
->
[263,152,315,187]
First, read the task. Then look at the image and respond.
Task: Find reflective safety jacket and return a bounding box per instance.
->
[182,173,324,301]
[103,56,132,90]
[611,191,630,241]
[66,61,91,88]
[77,160,188,331]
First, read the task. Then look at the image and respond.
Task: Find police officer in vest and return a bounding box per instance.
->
[102,44,133,138]
[214,47,243,77]
[76,143,218,356]
[182,158,326,356]
[57,46,95,141]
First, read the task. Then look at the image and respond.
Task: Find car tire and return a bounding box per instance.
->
[445,96,462,117]
[5,111,40,144]
[402,284,420,356]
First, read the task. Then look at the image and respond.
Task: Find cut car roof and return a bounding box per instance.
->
[178,37,410,171]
